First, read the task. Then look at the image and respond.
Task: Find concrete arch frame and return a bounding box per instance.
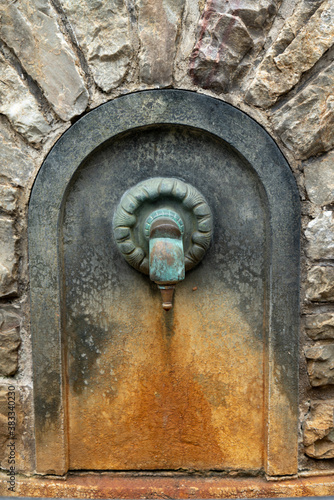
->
[28,90,300,475]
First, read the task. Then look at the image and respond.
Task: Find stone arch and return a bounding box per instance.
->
[28,89,300,475]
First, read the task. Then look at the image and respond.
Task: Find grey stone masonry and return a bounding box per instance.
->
[0,308,20,377]
[304,401,334,459]
[0,0,89,121]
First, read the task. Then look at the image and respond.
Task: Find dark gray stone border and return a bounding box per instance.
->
[28,90,300,475]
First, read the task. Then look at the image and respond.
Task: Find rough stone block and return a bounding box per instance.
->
[0,0,88,121]
[271,63,334,159]
[0,184,18,214]
[274,1,334,73]
[136,0,185,86]
[190,11,253,92]
[305,211,334,260]
[227,0,278,30]
[246,0,334,108]
[245,0,323,106]
[304,151,334,207]
[0,308,20,377]
[304,400,334,458]
[0,331,20,377]
[0,117,35,187]
[174,0,203,83]
[306,266,334,302]
[0,54,52,144]
[61,0,132,92]
[305,313,334,340]
[305,344,334,387]
[190,0,279,91]
[0,217,18,297]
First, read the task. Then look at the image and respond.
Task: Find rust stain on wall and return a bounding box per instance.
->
[62,124,269,472]
[67,280,264,471]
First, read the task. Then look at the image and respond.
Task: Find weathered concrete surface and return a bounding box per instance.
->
[0,386,34,473]
[0,0,89,121]
[306,266,334,302]
[304,151,334,207]
[0,117,36,187]
[0,308,20,377]
[61,0,132,92]
[271,63,334,159]
[0,54,52,144]
[305,344,334,387]
[136,0,185,85]
[0,185,18,214]
[305,211,334,260]
[305,313,334,340]
[3,473,334,498]
[0,217,18,298]
[0,387,20,467]
[246,0,334,108]
[304,400,334,459]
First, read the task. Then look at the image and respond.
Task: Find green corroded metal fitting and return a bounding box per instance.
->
[113,177,213,275]
[144,209,184,240]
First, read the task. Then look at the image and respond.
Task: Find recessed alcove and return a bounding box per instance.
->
[28,90,300,477]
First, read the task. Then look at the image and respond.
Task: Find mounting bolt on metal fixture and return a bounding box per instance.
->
[113,178,213,310]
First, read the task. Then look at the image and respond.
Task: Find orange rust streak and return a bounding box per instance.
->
[67,279,264,471]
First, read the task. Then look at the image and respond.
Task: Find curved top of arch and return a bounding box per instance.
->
[28,90,300,476]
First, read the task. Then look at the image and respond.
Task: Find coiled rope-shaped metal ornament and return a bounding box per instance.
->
[113,177,213,275]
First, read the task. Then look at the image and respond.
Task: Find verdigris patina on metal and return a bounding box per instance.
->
[113,177,213,309]
[28,90,300,476]
[149,214,185,310]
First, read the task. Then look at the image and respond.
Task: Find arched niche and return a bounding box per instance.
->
[28,90,300,476]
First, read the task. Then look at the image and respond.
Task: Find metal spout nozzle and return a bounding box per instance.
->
[158,284,176,311]
[149,216,185,311]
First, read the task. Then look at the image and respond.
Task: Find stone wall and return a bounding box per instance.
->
[0,0,334,476]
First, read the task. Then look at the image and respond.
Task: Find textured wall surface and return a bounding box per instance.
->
[0,0,334,483]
